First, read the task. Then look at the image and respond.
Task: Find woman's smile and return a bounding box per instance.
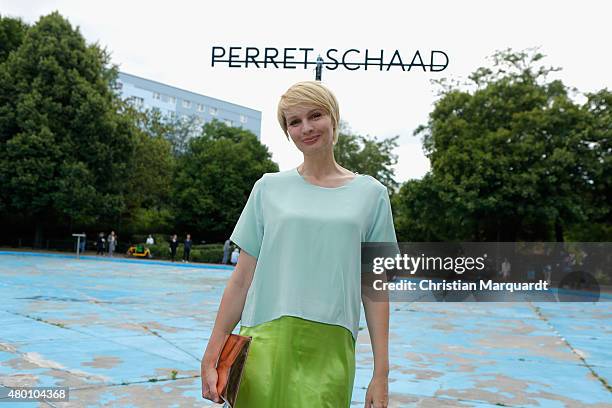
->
[302,134,320,145]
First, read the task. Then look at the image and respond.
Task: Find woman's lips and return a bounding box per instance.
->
[302,135,319,145]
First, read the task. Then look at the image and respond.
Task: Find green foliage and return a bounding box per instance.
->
[0,12,286,247]
[566,89,612,240]
[189,244,225,263]
[147,242,224,263]
[334,122,399,191]
[392,174,467,241]
[165,114,204,156]
[395,48,610,241]
[118,105,176,235]
[173,120,278,242]
[0,15,28,63]
[0,12,135,242]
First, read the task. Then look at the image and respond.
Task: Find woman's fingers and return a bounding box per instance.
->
[201,363,220,402]
[206,374,220,402]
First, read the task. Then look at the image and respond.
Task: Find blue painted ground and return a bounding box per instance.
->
[0,251,610,407]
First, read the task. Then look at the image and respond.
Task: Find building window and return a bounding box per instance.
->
[240,115,248,124]
[169,96,176,104]
[197,103,204,112]
[130,96,144,107]
[224,119,233,127]
[115,81,123,90]
[153,92,161,100]
[182,100,192,108]
[209,107,218,116]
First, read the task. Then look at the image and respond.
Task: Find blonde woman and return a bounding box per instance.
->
[202,81,396,408]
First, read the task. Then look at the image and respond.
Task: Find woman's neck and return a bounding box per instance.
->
[298,151,345,179]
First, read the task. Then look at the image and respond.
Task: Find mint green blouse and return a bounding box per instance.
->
[230,168,397,340]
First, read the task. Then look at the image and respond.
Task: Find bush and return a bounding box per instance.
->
[145,242,224,263]
[190,244,224,263]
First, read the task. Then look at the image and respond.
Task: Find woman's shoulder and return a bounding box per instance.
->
[355,173,388,194]
[255,169,296,186]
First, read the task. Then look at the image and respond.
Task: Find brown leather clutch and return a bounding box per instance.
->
[215,333,252,408]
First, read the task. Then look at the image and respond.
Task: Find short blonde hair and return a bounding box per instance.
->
[277,81,340,143]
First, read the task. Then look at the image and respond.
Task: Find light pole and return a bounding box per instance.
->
[315,55,323,81]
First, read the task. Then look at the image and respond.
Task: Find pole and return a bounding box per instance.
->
[72,233,85,259]
[315,55,323,81]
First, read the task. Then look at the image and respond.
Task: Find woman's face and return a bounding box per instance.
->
[284,104,334,154]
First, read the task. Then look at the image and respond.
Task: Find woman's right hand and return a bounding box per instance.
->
[201,358,221,403]
[201,250,257,404]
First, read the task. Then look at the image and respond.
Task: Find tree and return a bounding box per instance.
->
[165,114,204,156]
[173,120,278,242]
[334,122,399,192]
[129,106,205,156]
[0,15,28,63]
[119,105,176,235]
[392,174,469,241]
[0,12,135,245]
[566,89,612,241]
[394,48,608,241]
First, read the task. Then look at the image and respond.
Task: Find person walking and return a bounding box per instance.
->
[202,81,395,407]
[146,234,155,245]
[183,234,192,263]
[107,231,116,258]
[169,234,179,262]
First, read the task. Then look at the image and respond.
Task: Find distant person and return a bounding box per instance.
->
[96,232,105,256]
[543,264,552,285]
[183,234,192,263]
[501,258,511,281]
[107,231,116,258]
[230,247,240,265]
[222,239,231,264]
[527,266,536,282]
[169,234,179,262]
[146,234,155,245]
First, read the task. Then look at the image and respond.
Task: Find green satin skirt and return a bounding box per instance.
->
[234,316,356,408]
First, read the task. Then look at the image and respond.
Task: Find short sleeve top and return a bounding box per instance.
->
[230,168,397,340]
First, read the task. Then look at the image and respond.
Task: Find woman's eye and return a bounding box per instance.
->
[289,120,299,126]
[312,112,322,119]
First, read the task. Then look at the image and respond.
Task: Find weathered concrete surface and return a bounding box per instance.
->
[0,252,610,407]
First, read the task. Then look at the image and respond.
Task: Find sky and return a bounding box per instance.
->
[1,0,610,182]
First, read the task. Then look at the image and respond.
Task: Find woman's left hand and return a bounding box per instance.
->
[364,375,388,408]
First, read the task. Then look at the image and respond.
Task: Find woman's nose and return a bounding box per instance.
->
[302,119,314,134]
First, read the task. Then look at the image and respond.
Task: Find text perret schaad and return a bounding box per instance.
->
[211,47,449,72]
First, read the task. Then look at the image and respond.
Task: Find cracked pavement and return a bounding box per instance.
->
[0,251,610,407]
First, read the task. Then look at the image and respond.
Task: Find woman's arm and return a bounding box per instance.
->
[201,251,257,403]
[361,277,390,408]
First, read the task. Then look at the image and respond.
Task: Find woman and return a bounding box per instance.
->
[169,234,179,262]
[202,81,395,408]
[107,231,116,258]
